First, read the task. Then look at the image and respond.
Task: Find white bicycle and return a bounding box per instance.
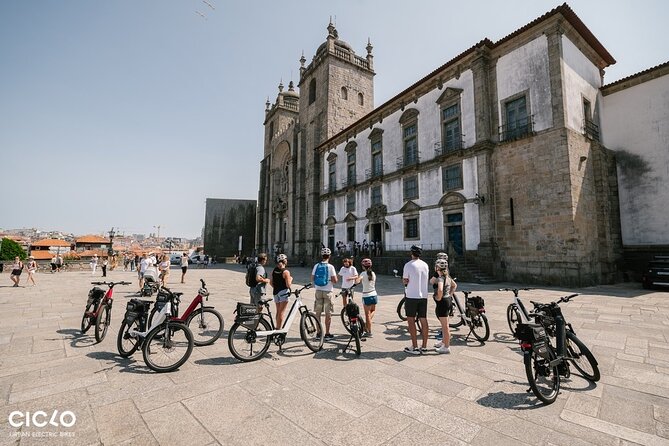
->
[227,284,324,362]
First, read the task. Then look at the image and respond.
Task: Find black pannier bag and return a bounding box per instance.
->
[235,302,260,329]
[125,299,151,325]
[515,323,547,343]
[87,287,106,306]
[467,295,485,310]
[345,301,360,319]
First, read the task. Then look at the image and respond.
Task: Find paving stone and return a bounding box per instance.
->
[142,402,214,445]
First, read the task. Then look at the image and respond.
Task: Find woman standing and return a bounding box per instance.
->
[433,259,457,354]
[270,254,293,330]
[26,256,37,286]
[355,258,377,338]
[10,257,23,287]
[90,255,98,275]
[338,257,358,307]
[180,252,189,283]
[158,254,171,287]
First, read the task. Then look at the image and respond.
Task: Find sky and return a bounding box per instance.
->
[1,0,667,239]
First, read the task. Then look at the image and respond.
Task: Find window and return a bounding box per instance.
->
[403,124,418,166]
[269,121,274,141]
[403,175,418,200]
[327,199,335,216]
[341,87,348,100]
[346,192,355,212]
[405,217,419,239]
[358,93,364,106]
[441,104,461,152]
[442,164,463,192]
[502,95,530,140]
[371,185,382,206]
[309,79,316,104]
[347,225,355,242]
[328,160,336,193]
[583,98,599,141]
[368,128,384,179]
[347,150,356,186]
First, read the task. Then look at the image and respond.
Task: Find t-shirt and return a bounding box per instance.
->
[312,262,337,292]
[338,265,358,290]
[139,258,150,273]
[255,264,267,294]
[181,256,189,267]
[403,259,429,299]
[360,271,377,297]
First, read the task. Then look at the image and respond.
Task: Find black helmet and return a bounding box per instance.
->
[410,245,422,256]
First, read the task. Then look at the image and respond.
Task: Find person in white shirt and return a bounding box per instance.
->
[337,257,358,307]
[355,258,377,337]
[180,252,189,284]
[138,254,149,291]
[158,254,170,286]
[402,245,430,355]
[311,247,338,340]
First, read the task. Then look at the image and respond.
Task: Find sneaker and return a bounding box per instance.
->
[434,341,443,349]
[419,347,429,354]
[324,333,335,340]
[365,332,373,338]
[436,346,451,354]
[404,346,421,355]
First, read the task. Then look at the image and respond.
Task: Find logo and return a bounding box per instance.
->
[8,410,76,428]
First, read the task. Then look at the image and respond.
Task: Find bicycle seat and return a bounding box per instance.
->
[259,297,273,305]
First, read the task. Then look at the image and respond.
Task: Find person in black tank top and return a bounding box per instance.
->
[270,254,293,330]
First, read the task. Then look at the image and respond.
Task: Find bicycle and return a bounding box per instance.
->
[516,293,600,404]
[338,283,365,356]
[80,281,131,342]
[448,290,490,343]
[147,279,224,346]
[117,288,194,372]
[499,287,533,337]
[227,284,323,362]
[392,269,422,333]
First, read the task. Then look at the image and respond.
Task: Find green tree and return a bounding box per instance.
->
[0,238,27,261]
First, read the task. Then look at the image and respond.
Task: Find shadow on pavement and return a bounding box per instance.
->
[476,389,542,410]
[57,328,98,348]
[86,350,151,374]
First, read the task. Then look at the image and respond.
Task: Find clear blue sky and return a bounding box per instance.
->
[1,0,667,239]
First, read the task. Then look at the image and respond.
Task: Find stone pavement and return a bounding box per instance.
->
[1,264,669,445]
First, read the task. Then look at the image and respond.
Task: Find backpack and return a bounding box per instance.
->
[313,262,329,287]
[245,262,258,287]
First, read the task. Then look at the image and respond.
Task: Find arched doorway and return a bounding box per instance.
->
[439,192,466,256]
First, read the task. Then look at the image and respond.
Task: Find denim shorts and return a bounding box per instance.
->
[273,289,290,303]
[362,295,378,306]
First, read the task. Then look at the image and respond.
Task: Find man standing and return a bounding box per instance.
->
[249,253,270,309]
[402,245,430,355]
[311,247,338,339]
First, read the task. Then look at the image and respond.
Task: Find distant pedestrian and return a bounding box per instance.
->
[26,256,37,286]
[138,253,149,291]
[10,257,23,287]
[180,252,189,283]
[90,255,98,275]
[158,254,170,286]
[101,258,108,277]
[55,255,63,272]
[311,247,338,340]
[51,255,57,273]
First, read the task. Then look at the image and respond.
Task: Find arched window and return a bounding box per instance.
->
[358,92,364,106]
[309,79,317,104]
[341,87,348,100]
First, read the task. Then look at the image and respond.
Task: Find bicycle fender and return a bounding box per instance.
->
[200,306,217,311]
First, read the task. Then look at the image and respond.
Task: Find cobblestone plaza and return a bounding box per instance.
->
[1,266,669,445]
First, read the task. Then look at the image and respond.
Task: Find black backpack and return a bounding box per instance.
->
[245,262,258,287]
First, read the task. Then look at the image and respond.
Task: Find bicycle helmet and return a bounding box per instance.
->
[276,253,288,263]
[361,258,372,268]
[321,247,331,256]
[435,259,449,271]
[410,245,422,256]
[436,252,448,260]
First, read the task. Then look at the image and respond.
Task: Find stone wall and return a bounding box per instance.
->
[204,199,256,259]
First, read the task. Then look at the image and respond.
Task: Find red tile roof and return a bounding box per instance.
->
[75,235,109,244]
[30,250,56,260]
[31,238,71,247]
[77,249,108,258]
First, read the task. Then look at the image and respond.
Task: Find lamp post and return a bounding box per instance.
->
[108,227,116,257]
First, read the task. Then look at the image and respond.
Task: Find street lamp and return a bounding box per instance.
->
[108,227,116,256]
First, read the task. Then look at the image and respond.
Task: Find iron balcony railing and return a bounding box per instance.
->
[434,138,464,156]
[365,166,383,180]
[499,116,534,142]
[341,177,357,188]
[583,119,600,141]
[396,155,419,169]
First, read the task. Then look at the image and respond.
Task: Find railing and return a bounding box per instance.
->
[396,155,419,169]
[323,183,337,193]
[583,119,600,141]
[365,166,383,180]
[499,116,534,142]
[341,177,357,188]
[435,138,464,156]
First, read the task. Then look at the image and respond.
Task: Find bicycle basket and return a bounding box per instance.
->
[515,323,547,343]
[467,295,485,309]
[345,301,360,318]
[87,287,105,305]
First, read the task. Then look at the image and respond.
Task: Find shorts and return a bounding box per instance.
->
[181,266,187,274]
[404,298,428,319]
[249,286,265,306]
[363,295,378,306]
[160,271,169,279]
[314,290,334,315]
[11,269,22,276]
[434,296,453,318]
[273,289,290,303]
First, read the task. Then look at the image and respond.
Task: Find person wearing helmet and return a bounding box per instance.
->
[402,245,430,355]
[433,259,456,354]
[431,254,449,341]
[355,258,377,337]
[270,254,293,330]
[311,246,338,339]
[338,257,358,307]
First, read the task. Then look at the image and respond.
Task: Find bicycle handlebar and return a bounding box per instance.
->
[498,287,532,292]
[530,293,579,309]
[90,281,131,287]
[339,283,359,295]
[292,283,312,295]
[200,278,206,289]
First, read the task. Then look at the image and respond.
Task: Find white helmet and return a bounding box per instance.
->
[321,247,331,256]
[276,253,288,263]
[435,259,449,271]
[436,252,449,260]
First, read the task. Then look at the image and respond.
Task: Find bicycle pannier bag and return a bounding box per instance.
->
[467,295,485,309]
[125,299,150,325]
[345,301,360,319]
[515,323,546,343]
[87,287,105,306]
[235,302,260,329]
[313,262,329,287]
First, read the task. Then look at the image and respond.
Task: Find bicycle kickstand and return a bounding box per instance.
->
[343,334,354,353]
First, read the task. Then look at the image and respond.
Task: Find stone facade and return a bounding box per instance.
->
[204,198,256,259]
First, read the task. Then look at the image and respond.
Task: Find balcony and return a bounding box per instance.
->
[499,116,534,142]
[434,138,464,156]
[583,119,600,142]
[341,177,357,188]
[323,183,337,193]
[396,155,419,170]
[365,166,383,180]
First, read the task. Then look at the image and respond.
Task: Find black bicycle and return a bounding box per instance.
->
[339,283,365,355]
[448,290,489,343]
[516,293,600,404]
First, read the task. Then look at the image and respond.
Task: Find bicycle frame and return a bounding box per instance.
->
[127,300,173,338]
[86,284,116,318]
[503,288,533,324]
[255,292,308,337]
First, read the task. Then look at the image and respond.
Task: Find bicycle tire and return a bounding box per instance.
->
[340,308,366,335]
[186,308,224,346]
[228,317,271,362]
[448,315,465,328]
[81,302,95,334]
[469,313,490,342]
[566,331,600,382]
[300,312,324,353]
[507,303,522,337]
[94,303,111,343]
[352,320,361,356]
[524,343,560,405]
[117,319,141,357]
[396,297,407,321]
[142,322,193,372]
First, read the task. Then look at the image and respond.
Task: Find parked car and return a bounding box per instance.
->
[170,253,183,265]
[642,255,669,289]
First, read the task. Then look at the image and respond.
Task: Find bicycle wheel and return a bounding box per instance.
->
[117,319,141,357]
[351,320,361,356]
[469,313,490,342]
[186,308,224,346]
[81,302,95,334]
[228,317,271,362]
[524,343,560,405]
[142,322,193,372]
[300,312,324,353]
[507,303,522,337]
[566,331,600,382]
[449,300,464,328]
[94,303,111,343]
[396,297,407,321]
[341,308,366,335]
